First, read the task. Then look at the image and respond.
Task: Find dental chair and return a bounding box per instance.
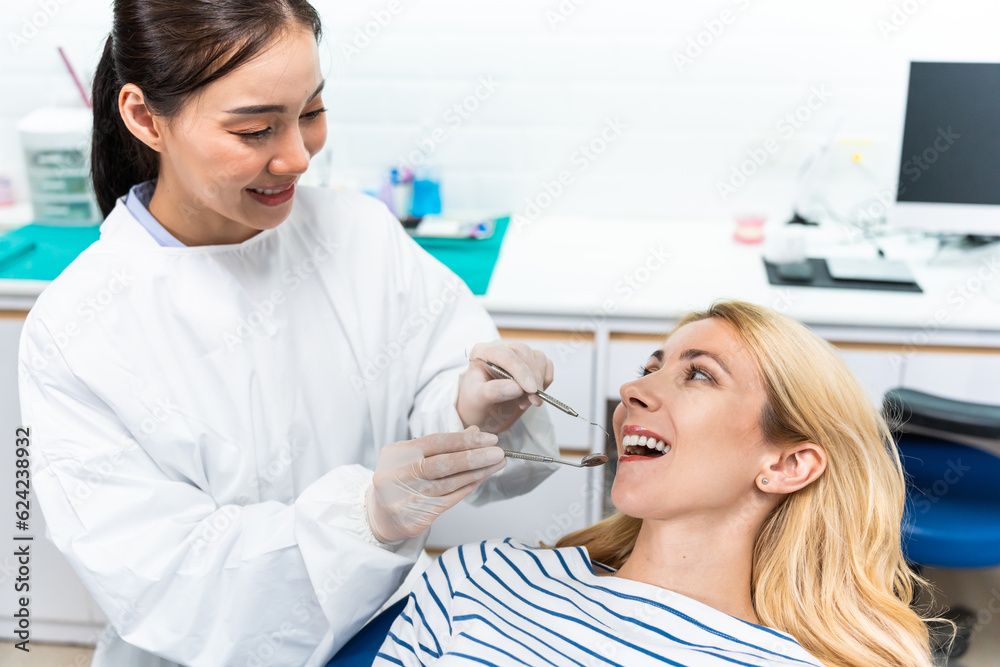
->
[325,598,406,666]
[882,387,1000,659]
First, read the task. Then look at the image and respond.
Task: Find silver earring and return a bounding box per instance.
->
[761,478,769,485]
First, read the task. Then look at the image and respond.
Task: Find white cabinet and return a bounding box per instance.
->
[902,351,1000,405]
[425,464,595,551]
[831,346,905,408]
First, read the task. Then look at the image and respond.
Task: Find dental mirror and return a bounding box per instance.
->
[501,450,608,468]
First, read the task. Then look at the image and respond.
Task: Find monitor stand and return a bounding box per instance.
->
[959,234,1000,248]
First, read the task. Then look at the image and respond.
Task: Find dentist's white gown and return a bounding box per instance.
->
[17,187,556,667]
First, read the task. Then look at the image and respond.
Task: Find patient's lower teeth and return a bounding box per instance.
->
[623,441,671,457]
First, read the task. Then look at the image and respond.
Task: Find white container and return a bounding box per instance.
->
[18,107,101,225]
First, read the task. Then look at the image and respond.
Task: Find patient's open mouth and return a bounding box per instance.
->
[622,433,671,457]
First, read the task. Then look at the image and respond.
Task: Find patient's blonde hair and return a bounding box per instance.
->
[556,300,935,667]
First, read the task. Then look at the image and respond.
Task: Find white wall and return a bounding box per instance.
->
[2,0,999,222]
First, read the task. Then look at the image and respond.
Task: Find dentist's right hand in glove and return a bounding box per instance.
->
[366,426,506,544]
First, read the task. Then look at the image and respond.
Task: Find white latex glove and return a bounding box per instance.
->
[456,341,555,434]
[366,426,506,544]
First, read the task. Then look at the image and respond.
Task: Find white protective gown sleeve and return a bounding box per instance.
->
[17,186,557,667]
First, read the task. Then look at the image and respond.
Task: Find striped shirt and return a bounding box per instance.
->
[375,539,825,667]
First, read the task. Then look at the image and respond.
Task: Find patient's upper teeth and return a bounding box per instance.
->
[622,433,673,455]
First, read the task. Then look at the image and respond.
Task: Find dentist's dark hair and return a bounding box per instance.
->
[90,0,323,217]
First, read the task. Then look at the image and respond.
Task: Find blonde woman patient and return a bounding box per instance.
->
[374,300,935,667]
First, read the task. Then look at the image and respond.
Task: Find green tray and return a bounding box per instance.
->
[0,217,510,296]
[0,223,102,281]
[412,217,509,296]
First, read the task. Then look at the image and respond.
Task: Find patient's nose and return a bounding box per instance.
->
[620,378,658,412]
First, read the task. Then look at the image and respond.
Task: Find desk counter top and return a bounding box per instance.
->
[1,215,998,345]
[479,216,1000,345]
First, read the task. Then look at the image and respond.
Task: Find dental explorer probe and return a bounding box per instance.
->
[474,359,611,468]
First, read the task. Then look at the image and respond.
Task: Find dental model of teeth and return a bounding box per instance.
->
[622,434,671,456]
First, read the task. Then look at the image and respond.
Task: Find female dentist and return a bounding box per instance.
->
[16,1,557,665]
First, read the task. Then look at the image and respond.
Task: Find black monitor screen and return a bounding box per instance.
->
[897,62,1000,206]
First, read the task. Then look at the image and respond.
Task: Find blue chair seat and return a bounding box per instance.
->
[325,598,406,666]
[899,437,1000,568]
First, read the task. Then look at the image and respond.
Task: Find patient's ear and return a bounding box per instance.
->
[756,442,826,494]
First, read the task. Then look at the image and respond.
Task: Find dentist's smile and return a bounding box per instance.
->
[246,180,296,206]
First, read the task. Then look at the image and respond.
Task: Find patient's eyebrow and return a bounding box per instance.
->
[226,80,326,115]
[680,348,732,377]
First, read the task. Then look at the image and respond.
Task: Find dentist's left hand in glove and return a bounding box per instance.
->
[457,341,555,434]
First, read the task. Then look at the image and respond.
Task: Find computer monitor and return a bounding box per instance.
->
[891,61,1000,237]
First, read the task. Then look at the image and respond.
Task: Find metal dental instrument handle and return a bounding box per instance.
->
[475,358,611,439]
[501,450,608,468]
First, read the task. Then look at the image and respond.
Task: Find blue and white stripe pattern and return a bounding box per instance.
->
[374,539,824,667]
